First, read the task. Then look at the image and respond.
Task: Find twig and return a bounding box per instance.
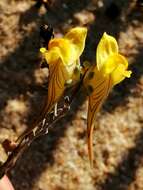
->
[0,86,77,178]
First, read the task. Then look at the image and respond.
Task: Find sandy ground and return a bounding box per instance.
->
[0,0,143,189]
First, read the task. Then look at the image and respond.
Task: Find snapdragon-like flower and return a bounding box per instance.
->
[40,27,87,114]
[83,32,132,166]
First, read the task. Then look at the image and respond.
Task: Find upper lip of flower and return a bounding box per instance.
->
[40,27,87,75]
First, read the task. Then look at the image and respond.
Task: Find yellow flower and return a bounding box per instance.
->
[83,32,132,166]
[40,27,87,115]
[17,27,87,142]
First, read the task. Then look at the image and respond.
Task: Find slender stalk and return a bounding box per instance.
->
[0,84,79,177]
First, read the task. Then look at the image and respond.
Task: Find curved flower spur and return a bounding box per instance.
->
[83,32,132,166]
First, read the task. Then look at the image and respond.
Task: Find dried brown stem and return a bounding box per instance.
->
[0,87,76,178]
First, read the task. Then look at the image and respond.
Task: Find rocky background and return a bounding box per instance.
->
[0,0,143,189]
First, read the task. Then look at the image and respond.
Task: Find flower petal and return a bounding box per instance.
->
[47,27,87,76]
[107,54,131,86]
[48,27,87,66]
[48,39,72,64]
[101,53,128,74]
[65,27,87,60]
[96,32,118,70]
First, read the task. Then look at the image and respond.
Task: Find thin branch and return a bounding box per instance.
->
[0,84,80,178]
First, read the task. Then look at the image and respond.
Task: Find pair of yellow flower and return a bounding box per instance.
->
[40,27,132,166]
